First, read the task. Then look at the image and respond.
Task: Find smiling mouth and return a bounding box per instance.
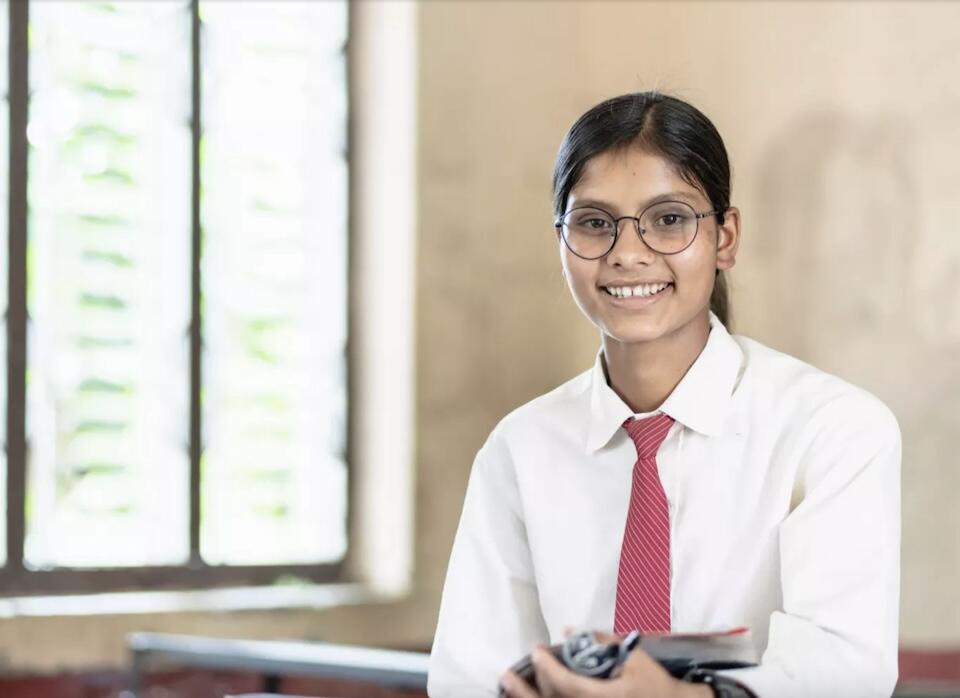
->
[602,282,673,299]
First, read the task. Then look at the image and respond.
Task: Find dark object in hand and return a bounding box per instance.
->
[498,631,639,696]
[499,631,754,697]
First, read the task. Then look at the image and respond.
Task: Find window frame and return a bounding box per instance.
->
[0,0,352,596]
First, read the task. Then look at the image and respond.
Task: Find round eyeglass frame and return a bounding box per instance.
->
[554,201,724,260]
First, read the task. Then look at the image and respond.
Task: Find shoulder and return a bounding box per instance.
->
[490,366,593,445]
[733,334,900,445]
[466,367,591,489]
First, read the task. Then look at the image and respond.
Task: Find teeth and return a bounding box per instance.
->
[606,282,670,298]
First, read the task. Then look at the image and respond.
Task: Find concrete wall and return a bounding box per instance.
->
[415,0,960,647]
[1,0,957,674]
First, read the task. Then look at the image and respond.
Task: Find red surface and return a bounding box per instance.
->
[899,648,960,684]
[282,675,428,697]
[0,668,261,698]
[0,668,429,698]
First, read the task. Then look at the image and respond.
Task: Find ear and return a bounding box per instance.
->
[715,206,741,271]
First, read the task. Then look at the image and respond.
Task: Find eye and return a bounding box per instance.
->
[567,209,615,235]
[657,213,683,227]
[584,217,612,230]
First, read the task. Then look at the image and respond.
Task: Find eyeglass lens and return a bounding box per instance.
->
[559,201,701,259]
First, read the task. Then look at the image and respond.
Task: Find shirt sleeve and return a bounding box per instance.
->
[428,426,550,698]
[720,394,902,698]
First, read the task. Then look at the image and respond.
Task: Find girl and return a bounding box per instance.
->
[427,93,900,698]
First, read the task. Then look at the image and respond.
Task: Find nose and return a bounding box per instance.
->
[606,217,656,267]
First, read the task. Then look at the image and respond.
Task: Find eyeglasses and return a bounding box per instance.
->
[555,200,722,259]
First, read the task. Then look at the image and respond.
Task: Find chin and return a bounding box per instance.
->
[601,318,674,345]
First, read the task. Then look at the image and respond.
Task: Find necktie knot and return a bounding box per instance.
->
[623,413,675,459]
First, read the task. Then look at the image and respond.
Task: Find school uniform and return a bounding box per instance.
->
[428,313,900,698]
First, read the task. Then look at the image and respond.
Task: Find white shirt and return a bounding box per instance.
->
[428,315,900,698]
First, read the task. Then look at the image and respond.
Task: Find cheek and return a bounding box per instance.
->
[560,252,598,298]
[671,241,718,289]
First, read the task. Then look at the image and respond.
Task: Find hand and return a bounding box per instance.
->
[499,638,712,698]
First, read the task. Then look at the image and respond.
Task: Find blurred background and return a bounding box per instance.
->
[0,0,957,696]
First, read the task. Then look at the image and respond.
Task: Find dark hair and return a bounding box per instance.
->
[552,92,732,327]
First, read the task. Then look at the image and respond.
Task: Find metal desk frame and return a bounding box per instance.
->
[128,632,429,697]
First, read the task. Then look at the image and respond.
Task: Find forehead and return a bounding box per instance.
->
[570,147,706,209]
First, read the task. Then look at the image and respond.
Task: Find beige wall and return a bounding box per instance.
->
[2,0,958,673]
[416,0,960,647]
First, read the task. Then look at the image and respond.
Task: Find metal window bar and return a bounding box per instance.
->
[5,0,28,583]
[189,0,203,570]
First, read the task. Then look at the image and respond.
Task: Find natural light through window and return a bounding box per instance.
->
[199,0,349,566]
[25,1,192,568]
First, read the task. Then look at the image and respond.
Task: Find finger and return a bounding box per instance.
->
[618,645,674,683]
[531,646,606,698]
[613,646,694,696]
[499,670,542,698]
[620,645,660,671]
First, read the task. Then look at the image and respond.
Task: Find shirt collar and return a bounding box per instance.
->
[584,313,744,452]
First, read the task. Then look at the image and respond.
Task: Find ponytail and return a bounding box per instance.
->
[710,270,730,328]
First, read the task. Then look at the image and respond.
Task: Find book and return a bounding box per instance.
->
[639,626,759,666]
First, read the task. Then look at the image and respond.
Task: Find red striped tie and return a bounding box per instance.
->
[614,413,675,634]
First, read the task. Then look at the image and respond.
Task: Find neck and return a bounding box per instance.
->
[602,311,711,413]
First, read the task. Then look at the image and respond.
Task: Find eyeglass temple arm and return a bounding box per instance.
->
[696,209,726,221]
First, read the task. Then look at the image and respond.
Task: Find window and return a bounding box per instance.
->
[1,0,350,594]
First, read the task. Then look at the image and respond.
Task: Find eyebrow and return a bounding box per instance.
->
[567,190,701,214]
